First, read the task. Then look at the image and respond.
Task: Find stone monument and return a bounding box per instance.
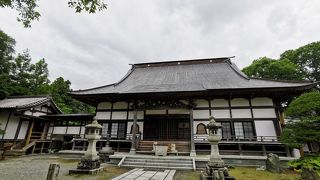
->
[69,119,103,174]
[201,116,235,180]
[266,153,282,173]
[99,130,114,163]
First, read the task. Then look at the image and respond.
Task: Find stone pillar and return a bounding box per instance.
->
[99,129,114,163]
[189,108,196,157]
[46,163,60,180]
[129,107,138,155]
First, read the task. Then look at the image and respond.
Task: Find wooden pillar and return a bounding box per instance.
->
[25,121,35,146]
[189,106,196,157]
[41,122,49,140]
[129,107,138,154]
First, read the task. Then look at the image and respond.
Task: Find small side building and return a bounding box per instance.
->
[0,96,62,154]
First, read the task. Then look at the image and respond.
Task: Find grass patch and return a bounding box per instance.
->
[229,167,299,180]
[174,167,299,180]
[64,165,130,180]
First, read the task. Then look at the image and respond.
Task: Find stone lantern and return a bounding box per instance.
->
[69,119,103,174]
[201,116,235,180]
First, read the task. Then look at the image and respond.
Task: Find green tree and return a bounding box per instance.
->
[0,0,107,28]
[242,57,304,80]
[280,91,320,149]
[50,77,95,114]
[10,51,34,95]
[281,41,320,82]
[0,30,15,99]
[30,58,50,94]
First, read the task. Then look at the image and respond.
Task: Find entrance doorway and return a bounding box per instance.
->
[143,115,190,140]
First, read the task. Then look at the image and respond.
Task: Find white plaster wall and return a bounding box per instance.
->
[128,111,144,119]
[32,112,47,117]
[97,102,112,110]
[67,127,81,134]
[168,109,189,114]
[17,121,29,139]
[48,126,53,135]
[3,115,20,139]
[35,106,42,111]
[42,107,48,112]
[193,110,210,119]
[0,111,9,139]
[251,97,273,106]
[112,102,128,109]
[230,98,250,107]
[194,99,209,107]
[211,99,229,107]
[24,110,32,116]
[95,111,111,120]
[231,109,252,118]
[80,127,85,135]
[53,127,67,134]
[211,110,230,118]
[252,109,277,118]
[254,120,277,140]
[145,110,166,115]
[111,111,127,120]
[194,121,208,134]
[127,122,133,134]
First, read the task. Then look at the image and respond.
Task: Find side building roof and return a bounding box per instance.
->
[70,57,318,105]
[0,95,62,114]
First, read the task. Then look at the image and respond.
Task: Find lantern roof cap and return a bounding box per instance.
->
[85,119,102,129]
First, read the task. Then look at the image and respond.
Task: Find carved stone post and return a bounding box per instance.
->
[189,107,196,157]
[129,107,138,155]
[99,129,114,163]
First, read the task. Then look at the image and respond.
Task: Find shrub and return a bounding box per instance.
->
[288,154,320,173]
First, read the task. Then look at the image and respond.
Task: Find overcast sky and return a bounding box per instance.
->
[0,0,320,90]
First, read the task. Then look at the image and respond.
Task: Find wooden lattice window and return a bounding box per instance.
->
[196,123,207,134]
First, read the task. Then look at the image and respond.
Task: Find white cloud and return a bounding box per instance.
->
[0,0,320,89]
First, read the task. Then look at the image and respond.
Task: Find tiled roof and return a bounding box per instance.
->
[70,58,317,95]
[0,96,62,113]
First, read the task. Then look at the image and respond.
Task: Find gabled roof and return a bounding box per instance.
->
[70,57,317,96]
[0,95,62,113]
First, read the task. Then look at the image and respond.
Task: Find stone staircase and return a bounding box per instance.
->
[120,156,195,170]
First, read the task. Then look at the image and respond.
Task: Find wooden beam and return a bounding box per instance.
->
[25,121,34,146]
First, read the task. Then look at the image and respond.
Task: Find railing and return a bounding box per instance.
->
[194,134,279,142]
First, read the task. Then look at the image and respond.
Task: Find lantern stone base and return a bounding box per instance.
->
[77,159,101,169]
[69,159,103,175]
[200,164,236,180]
[69,167,104,175]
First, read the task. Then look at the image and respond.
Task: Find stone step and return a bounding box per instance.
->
[120,164,193,170]
[123,161,192,167]
[125,158,192,164]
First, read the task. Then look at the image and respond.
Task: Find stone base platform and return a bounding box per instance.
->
[69,167,105,175]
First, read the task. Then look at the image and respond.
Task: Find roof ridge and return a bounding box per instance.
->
[250,77,316,83]
[132,57,234,67]
[228,62,250,80]
[7,95,51,99]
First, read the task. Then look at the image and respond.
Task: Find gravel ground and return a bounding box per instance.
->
[0,155,128,180]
